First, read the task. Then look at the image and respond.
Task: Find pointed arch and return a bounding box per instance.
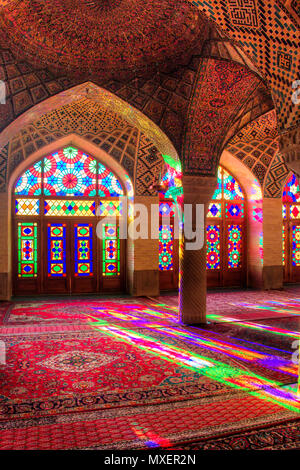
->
[0,82,180,169]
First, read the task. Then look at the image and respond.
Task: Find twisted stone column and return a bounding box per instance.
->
[179,175,217,325]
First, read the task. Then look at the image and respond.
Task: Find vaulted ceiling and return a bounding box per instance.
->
[0,0,298,133]
[0,0,210,80]
[0,0,298,183]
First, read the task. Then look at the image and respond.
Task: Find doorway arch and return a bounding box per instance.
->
[12,141,132,296]
[159,164,248,290]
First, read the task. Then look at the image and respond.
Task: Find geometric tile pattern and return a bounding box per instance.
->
[0,35,206,160]
[1,99,164,195]
[135,133,164,196]
[226,110,283,187]
[188,0,300,131]
[1,0,298,135]
[0,0,209,84]
[184,58,260,175]
[263,152,290,197]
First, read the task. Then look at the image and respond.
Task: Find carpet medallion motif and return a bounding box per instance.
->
[38,351,115,373]
[0,294,299,449]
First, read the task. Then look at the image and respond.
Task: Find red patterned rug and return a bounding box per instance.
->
[0,296,299,449]
[177,419,300,450]
[0,329,231,420]
[153,289,300,321]
[0,392,297,450]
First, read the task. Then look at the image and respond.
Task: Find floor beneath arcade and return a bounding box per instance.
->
[0,288,299,450]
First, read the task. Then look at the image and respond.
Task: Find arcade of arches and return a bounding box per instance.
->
[0,0,299,452]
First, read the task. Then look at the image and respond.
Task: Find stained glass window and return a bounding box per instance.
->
[290,205,300,219]
[99,200,123,217]
[223,169,244,201]
[74,224,93,277]
[98,164,123,197]
[159,224,174,271]
[282,173,300,203]
[44,200,95,216]
[15,161,42,196]
[225,202,244,218]
[211,167,222,200]
[43,147,97,196]
[18,223,38,277]
[292,225,300,266]
[282,204,287,219]
[208,167,245,212]
[48,223,66,277]
[282,173,300,278]
[207,203,221,218]
[15,146,124,198]
[102,224,120,276]
[206,225,220,269]
[228,224,242,269]
[207,166,245,274]
[15,199,39,216]
[159,202,175,217]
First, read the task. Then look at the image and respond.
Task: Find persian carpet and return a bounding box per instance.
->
[177,419,300,450]
[0,393,298,450]
[0,296,299,449]
[0,329,232,420]
[153,289,300,321]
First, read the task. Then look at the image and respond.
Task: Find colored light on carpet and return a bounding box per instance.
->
[88,306,298,378]
[2,296,300,420]
[84,313,300,414]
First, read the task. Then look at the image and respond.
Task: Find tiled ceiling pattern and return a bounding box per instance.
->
[226,109,290,194]
[0,98,164,194]
[184,58,261,175]
[0,0,298,135]
[188,0,299,131]
[224,84,274,145]
[0,0,209,80]
[0,34,272,175]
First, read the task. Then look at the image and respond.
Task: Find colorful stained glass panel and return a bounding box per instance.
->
[99,200,123,217]
[102,224,120,276]
[207,203,221,218]
[43,147,97,196]
[44,200,95,216]
[159,224,174,271]
[98,164,124,197]
[15,161,42,196]
[159,202,175,217]
[15,199,39,216]
[74,224,93,277]
[206,225,220,270]
[292,225,300,266]
[225,202,244,218]
[18,223,38,277]
[282,204,286,219]
[290,205,300,219]
[211,167,222,200]
[48,223,66,277]
[282,224,286,266]
[223,169,244,201]
[283,174,300,203]
[228,224,242,269]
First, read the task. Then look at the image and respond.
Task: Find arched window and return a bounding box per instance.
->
[158,165,247,290]
[206,166,246,288]
[282,173,300,282]
[13,146,125,295]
